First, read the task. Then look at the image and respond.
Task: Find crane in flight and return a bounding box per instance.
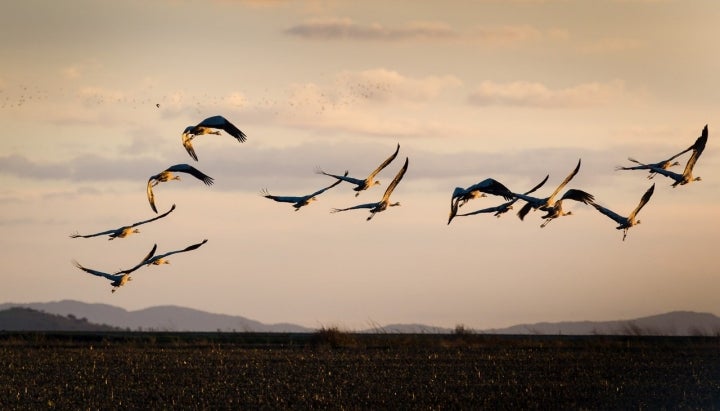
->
[147,164,214,213]
[72,244,158,293]
[447,178,516,225]
[182,115,247,161]
[513,158,585,221]
[70,205,176,240]
[331,157,409,221]
[642,125,708,187]
[590,183,655,241]
[144,239,208,266]
[317,143,400,197]
[261,172,347,211]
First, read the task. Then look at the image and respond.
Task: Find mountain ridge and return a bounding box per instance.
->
[2,300,719,335]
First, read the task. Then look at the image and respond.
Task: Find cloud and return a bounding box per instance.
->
[578,37,644,54]
[468,80,627,108]
[285,18,566,44]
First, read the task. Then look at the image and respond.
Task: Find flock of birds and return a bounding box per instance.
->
[69,117,708,293]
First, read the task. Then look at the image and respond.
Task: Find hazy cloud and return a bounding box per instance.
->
[285,18,566,44]
[468,80,627,108]
[578,37,644,54]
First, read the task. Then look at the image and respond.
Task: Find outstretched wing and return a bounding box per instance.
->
[260,189,303,204]
[147,179,158,213]
[197,115,247,142]
[72,260,117,281]
[548,158,581,202]
[182,133,199,161]
[559,189,594,204]
[366,143,400,180]
[316,168,365,186]
[523,175,549,196]
[591,202,625,225]
[69,228,118,239]
[146,239,208,265]
[331,202,379,213]
[130,204,176,228]
[467,178,514,201]
[516,201,534,221]
[380,157,409,202]
[166,164,214,185]
[628,183,655,220]
[456,202,512,217]
[680,125,708,178]
[116,244,159,275]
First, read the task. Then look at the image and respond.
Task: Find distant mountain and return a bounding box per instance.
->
[484,311,720,336]
[2,301,719,335]
[0,301,311,332]
[0,307,120,331]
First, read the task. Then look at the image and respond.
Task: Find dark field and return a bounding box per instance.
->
[1,331,719,409]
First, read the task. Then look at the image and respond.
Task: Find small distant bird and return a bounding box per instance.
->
[643,125,708,187]
[537,189,595,228]
[513,159,584,221]
[261,172,347,211]
[182,115,247,161]
[156,103,160,108]
[447,178,516,225]
[317,143,400,196]
[591,183,655,241]
[147,164,214,213]
[144,239,208,266]
[452,175,549,223]
[331,157,409,221]
[72,244,157,293]
[70,204,176,240]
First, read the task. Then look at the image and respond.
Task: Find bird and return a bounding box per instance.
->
[70,204,176,240]
[615,155,685,179]
[513,159,584,221]
[72,244,157,293]
[590,183,655,241]
[643,125,708,187]
[261,172,347,211]
[147,164,214,213]
[451,175,549,223]
[144,239,208,266]
[537,189,595,228]
[182,115,247,161]
[317,143,400,196]
[331,157,409,221]
[447,178,516,225]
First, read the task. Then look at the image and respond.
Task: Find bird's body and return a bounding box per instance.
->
[182,115,247,161]
[262,172,346,211]
[447,178,516,224]
[145,239,208,266]
[514,159,583,221]
[537,189,595,228]
[318,144,400,196]
[147,164,213,213]
[73,244,157,292]
[591,183,655,241]
[331,157,409,220]
[70,205,176,240]
[645,125,708,187]
[452,175,549,222]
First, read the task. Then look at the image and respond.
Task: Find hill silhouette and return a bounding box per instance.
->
[0,307,120,331]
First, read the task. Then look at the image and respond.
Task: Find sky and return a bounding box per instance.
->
[1,0,718,331]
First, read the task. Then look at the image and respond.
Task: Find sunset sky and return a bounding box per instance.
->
[1,0,718,330]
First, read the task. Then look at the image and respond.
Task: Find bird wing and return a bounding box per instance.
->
[628,183,655,220]
[680,125,708,177]
[130,204,176,228]
[331,202,380,213]
[591,202,625,224]
[467,178,514,200]
[516,201,534,221]
[198,115,247,142]
[548,158,582,202]
[559,189,594,204]
[316,169,365,186]
[166,164,214,185]
[456,202,512,217]
[182,133,199,161]
[380,157,409,202]
[146,179,158,213]
[308,171,347,197]
[260,189,304,204]
[366,143,400,180]
[147,239,208,264]
[69,228,119,239]
[72,260,117,281]
[523,175,549,196]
